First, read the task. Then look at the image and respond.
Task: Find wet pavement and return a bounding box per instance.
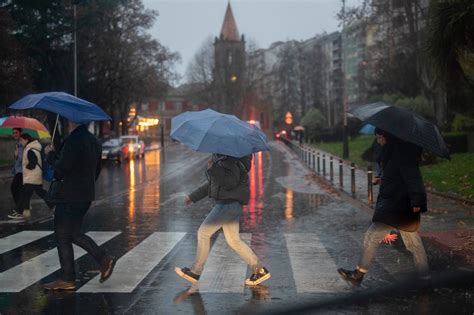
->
[0,142,473,314]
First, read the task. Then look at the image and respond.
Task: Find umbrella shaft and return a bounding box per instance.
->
[51,114,60,143]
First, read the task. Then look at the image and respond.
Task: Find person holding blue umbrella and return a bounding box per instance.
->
[172,109,271,287]
[9,92,115,290]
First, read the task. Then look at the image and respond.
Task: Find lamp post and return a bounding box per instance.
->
[73,3,77,97]
[341,0,349,159]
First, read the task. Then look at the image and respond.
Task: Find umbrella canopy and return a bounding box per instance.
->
[171,109,270,158]
[9,92,111,124]
[0,116,50,139]
[349,102,450,159]
[359,124,376,135]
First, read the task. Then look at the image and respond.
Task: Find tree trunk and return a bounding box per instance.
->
[432,82,448,129]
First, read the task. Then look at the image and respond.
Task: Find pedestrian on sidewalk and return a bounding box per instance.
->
[175,154,271,286]
[337,127,430,285]
[43,121,116,291]
[8,133,49,220]
[10,128,23,207]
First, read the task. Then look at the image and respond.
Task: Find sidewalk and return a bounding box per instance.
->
[284,139,474,267]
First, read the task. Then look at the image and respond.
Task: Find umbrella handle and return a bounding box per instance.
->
[51,114,59,144]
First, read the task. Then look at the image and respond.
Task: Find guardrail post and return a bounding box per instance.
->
[329,156,334,182]
[339,159,343,188]
[322,154,326,177]
[312,150,316,170]
[351,163,356,194]
[317,152,320,173]
[368,165,373,204]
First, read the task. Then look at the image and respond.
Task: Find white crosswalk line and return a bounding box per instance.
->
[77,232,186,293]
[285,233,348,293]
[0,231,53,255]
[0,231,121,293]
[198,233,252,293]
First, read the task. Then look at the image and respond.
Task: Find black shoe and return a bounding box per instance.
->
[44,279,76,291]
[100,256,117,283]
[245,267,271,286]
[175,267,200,284]
[337,268,364,286]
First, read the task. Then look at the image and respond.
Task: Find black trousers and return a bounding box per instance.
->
[16,183,48,213]
[10,173,23,205]
[54,202,106,281]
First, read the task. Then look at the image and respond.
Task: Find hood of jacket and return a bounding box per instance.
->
[212,154,252,172]
[26,139,42,151]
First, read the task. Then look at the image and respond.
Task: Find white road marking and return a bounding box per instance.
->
[0,232,121,293]
[77,232,186,293]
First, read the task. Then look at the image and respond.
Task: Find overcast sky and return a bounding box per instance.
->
[142,0,361,82]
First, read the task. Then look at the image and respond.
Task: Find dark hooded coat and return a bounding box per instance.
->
[373,138,427,232]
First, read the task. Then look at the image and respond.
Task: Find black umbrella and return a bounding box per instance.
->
[349,102,450,159]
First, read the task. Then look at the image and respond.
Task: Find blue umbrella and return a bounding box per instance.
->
[359,124,376,135]
[171,109,269,158]
[9,92,111,124]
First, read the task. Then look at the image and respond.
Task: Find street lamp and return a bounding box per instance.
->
[341,0,349,159]
[73,2,78,97]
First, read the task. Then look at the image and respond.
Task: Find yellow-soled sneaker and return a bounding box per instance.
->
[245,267,271,286]
[175,267,200,284]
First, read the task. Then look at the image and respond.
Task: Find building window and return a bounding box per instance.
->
[228,51,232,65]
[159,101,165,111]
[175,101,182,111]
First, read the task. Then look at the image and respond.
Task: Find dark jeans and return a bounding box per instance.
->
[10,173,23,206]
[54,202,106,281]
[16,183,47,213]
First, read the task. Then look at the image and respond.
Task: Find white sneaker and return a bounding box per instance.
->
[8,211,25,220]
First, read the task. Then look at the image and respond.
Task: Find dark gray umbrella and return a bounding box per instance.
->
[349,102,450,159]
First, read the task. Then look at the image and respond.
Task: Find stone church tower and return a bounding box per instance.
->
[213,1,245,115]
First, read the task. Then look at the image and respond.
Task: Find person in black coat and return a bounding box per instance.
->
[43,122,116,291]
[337,127,430,285]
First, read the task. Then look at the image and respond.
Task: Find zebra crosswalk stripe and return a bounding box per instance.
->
[0,231,53,255]
[198,233,252,293]
[77,232,186,293]
[285,233,349,293]
[0,231,121,293]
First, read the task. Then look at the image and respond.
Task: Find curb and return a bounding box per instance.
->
[425,188,474,206]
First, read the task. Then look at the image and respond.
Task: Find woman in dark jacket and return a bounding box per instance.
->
[337,128,430,285]
[175,154,271,286]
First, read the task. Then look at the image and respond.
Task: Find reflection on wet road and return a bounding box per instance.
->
[0,143,472,314]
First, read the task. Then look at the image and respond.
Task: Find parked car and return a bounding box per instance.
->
[101,138,126,163]
[120,135,145,159]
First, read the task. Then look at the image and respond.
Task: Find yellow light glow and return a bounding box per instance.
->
[129,158,135,220]
[231,75,238,82]
[285,188,293,220]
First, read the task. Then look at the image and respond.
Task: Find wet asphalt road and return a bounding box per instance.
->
[0,142,473,314]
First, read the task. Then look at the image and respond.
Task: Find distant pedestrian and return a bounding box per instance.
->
[8,133,49,220]
[337,127,430,285]
[175,154,271,286]
[10,128,23,207]
[43,121,116,291]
